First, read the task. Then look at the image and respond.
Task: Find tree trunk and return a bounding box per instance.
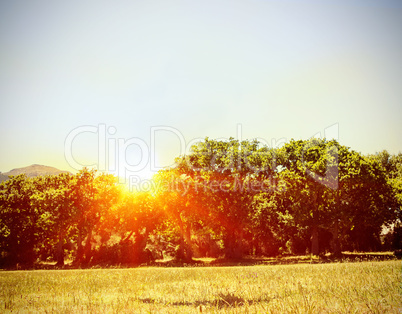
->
[76,227,84,264]
[83,225,93,265]
[176,216,193,262]
[311,225,319,255]
[24,225,36,268]
[24,241,35,269]
[136,229,147,261]
[122,230,135,243]
[224,229,243,260]
[55,230,64,266]
[184,224,193,261]
[331,189,342,257]
[331,219,342,257]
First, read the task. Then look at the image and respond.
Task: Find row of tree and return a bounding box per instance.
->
[1,138,401,268]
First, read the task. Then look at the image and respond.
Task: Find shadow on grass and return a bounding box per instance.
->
[146,251,399,268]
[148,251,398,268]
[7,251,398,270]
[138,292,273,309]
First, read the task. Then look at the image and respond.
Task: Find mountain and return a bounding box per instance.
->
[0,173,8,182]
[0,164,71,182]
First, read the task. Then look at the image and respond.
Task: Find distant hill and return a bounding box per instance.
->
[0,173,8,182]
[0,164,71,182]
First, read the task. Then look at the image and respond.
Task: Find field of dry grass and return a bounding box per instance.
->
[1,260,401,313]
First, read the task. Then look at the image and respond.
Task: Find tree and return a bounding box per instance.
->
[338,153,395,251]
[72,168,119,265]
[370,151,402,250]
[107,189,162,264]
[276,139,339,255]
[0,175,37,267]
[276,139,398,255]
[30,173,76,266]
[174,138,278,259]
[153,168,198,262]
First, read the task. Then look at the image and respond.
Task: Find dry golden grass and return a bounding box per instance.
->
[1,260,401,313]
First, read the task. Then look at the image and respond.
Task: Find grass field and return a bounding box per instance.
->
[1,260,401,313]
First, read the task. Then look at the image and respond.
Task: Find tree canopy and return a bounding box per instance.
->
[0,139,400,268]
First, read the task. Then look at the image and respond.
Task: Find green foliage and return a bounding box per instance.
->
[0,175,38,267]
[174,138,279,259]
[271,139,397,255]
[0,138,400,267]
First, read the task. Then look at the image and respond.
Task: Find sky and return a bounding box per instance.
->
[1,0,401,183]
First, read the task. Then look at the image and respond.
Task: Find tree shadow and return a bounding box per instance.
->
[26,251,398,270]
[188,252,397,267]
[138,292,273,309]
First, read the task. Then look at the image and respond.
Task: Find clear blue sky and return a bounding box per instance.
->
[1,0,401,181]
